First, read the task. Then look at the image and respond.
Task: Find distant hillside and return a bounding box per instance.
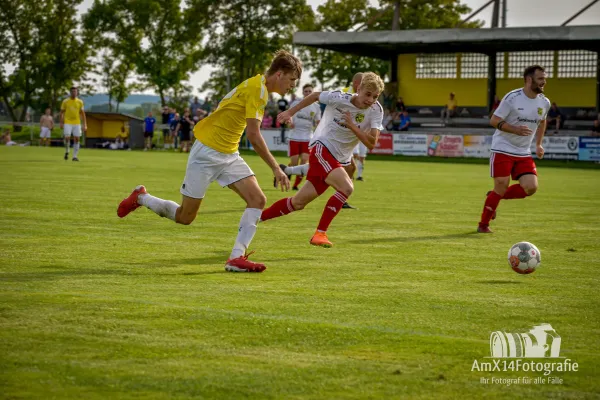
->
[81,93,162,108]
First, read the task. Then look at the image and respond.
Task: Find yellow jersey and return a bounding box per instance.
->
[342,86,354,94]
[61,98,84,124]
[194,74,268,154]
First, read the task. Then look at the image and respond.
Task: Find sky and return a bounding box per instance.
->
[76,0,600,98]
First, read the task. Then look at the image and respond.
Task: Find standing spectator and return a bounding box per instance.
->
[60,86,86,161]
[396,96,406,112]
[591,120,600,136]
[190,96,202,116]
[382,108,392,131]
[175,109,193,153]
[161,106,171,149]
[546,102,562,134]
[266,93,278,127]
[399,110,411,131]
[440,92,457,123]
[143,111,156,151]
[169,112,180,149]
[261,114,273,129]
[193,108,207,124]
[39,107,54,147]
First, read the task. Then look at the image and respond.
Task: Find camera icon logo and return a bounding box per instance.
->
[490,324,561,358]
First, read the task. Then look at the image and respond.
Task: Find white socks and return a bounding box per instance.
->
[73,143,80,157]
[230,208,262,259]
[138,193,179,221]
[64,140,69,154]
[285,164,309,177]
[356,159,364,178]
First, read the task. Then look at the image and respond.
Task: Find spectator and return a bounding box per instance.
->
[547,102,563,134]
[382,108,392,131]
[190,96,202,116]
[193,108,207,124]
[261,114,273,129]
[390,110,403,131]
[169,112,180,149]
[441,92,457,123]
[143,111,156,151]
[161,106,171,149]
[39,107,54,147]
[490,95,500,117]
[399,110,411,131]
[266,94,278,127]
[175,109,193,153]
[2,129,16,146]
[591,120,600,136]
[396,96,406,112]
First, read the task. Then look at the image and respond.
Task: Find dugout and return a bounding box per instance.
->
[294,26,600,119]
[85,112,144,149]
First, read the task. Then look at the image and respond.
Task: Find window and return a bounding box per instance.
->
[507,51,554,78]
[416,54,457,79]
[460,53,505,79]
[558,50,597,78]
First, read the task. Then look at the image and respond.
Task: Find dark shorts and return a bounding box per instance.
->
[144,131,154,138]
[180,131,191,141]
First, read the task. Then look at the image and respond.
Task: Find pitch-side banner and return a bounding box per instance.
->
[392,134,428,156]
[427,135,464,157]
[579,137,600,161]
[369,132,394,155]
[529,136,579,160]
[464,135,493,158]
[255,129,289,152]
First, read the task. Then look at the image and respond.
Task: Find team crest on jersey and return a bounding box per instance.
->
[537,107,543,116]
[355,113,365,123]
[310,112,315,117]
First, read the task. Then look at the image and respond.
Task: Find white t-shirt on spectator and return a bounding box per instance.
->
[491,88,551,157]
[310,91,383,165]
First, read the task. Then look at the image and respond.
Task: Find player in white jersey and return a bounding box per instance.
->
[287,83,321,190]
[261,72,384,247]
[478,65,550,233]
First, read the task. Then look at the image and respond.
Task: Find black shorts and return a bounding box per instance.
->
[144,131,154,138]
[180,131,191,141]
[162,129,170,137]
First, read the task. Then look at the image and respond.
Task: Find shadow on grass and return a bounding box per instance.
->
[348,231,480,244]
[477,280,523,285]
[198,209,240,216]
[0,268,124,282]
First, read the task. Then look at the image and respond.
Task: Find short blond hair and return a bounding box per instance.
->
[359,72,384,94]
[267,50,303,79]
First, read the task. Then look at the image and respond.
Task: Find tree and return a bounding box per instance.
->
[99,49,138,112]
[201,0,314,101]
[302,0,482,89]
[84,0,211,107]
[0,0,91,125]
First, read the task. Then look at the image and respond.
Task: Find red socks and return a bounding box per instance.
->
[479,191,502,227]
[317,192,348,232]
[503,184,528,200]
[293,175,303,188]
[261,198,295,222]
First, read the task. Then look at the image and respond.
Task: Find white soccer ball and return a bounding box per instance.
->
[508,242,541,274]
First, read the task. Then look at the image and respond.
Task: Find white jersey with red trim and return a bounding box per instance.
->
[289,99,321,142]
[310,91,383,165]
[491,88,551,157]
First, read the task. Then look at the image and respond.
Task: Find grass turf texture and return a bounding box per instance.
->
[1,147,599,400]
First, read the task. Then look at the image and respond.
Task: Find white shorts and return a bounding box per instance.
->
[353,142,368,158]
[180,141,254,199]
[64,124,82,137]
[40,127,51,138]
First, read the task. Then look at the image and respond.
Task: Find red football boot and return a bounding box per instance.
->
[117,185,147,218]
[225,251,266,273]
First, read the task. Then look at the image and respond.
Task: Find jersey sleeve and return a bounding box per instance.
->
[319,91,345,106]
[542,99,551,120]
[314,104,322,121]
[493,94,513,119]
[60,100,67,111]
[245,83,267,121]
[370,105,384,131]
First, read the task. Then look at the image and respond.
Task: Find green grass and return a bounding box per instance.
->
[1,147,599,399]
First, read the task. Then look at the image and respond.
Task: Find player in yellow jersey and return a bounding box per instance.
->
[117,50,301,273]
[60,87,86,161]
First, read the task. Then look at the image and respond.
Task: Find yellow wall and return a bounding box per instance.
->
[397,54,596,107]
[102,120,126,139]
[86,117,103,138]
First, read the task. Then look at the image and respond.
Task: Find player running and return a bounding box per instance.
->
[478,65,549,233]
[261,72,384,247]
[117,50,300,272]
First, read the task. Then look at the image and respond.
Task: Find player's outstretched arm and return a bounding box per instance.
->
[246,118,290,191]
[277,92,320,125]
[490,115,532,136]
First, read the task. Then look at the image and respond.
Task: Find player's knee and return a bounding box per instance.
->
[176,210,196,225]
[523,184,538,196]
[340,186,353,198]
[247,193,267,209]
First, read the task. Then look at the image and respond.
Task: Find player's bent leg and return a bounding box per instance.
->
[226,175,266,272]
[479,176,510,233]
[518,174,538,196]
[175,195,202,225]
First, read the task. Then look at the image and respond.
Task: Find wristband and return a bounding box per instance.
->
[497,121,506,131]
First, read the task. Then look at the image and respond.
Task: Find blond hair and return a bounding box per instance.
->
[267,50,303,79]
[359,72,384,94]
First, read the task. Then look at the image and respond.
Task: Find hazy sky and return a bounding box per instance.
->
[75,0,600,97]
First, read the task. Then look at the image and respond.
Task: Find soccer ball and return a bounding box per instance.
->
[508,242,541,274]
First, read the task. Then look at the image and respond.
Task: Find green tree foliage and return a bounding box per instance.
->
[303,0,482,89]
[0,0,91,123]
[201,0,314,101]
[99,50,138,112]
[84,0,211,106]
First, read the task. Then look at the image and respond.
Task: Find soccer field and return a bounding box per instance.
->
[1,147,599,399]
